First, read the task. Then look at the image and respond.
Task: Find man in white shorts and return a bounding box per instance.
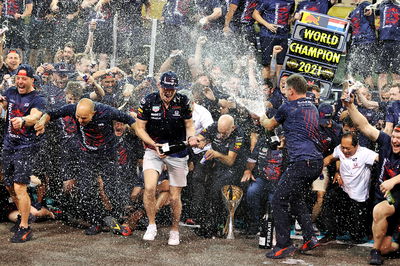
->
[135,71,199,245]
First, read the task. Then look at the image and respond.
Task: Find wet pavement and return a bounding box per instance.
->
[0,221,399,265]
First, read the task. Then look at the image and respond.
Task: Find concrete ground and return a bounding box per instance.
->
[1,221,399,265]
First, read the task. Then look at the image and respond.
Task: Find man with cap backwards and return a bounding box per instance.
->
[0,64,46,243]
[135,71,199,245]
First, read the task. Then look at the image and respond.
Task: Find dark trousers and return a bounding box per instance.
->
[324,186,369,241]
[272,159,323,248]
[246,178,277,230]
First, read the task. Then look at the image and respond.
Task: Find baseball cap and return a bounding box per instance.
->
[53,62,74,74]
[160,71,179,89]
[99,72,116,80]
[318,103,334,125]
[16,64,35,78]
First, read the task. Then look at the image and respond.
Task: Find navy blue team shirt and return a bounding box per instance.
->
[348,1,376,44]
[378,1,400,41]
[296,0,332,14]
[275,97,323,162]
[386,100,400,126]
[3,87,46,150]
[48,103,136,154]
[137,92,192,144]
[256,0,295,38]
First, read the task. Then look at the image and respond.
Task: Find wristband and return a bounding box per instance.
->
[21,117,26,127]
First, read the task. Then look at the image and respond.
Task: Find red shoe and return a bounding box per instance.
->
[120,225,132,236]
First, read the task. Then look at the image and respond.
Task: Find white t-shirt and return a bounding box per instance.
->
[192,103,214,154]
[332,145,378,202]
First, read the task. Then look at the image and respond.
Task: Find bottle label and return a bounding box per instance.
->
[259,237,266,246]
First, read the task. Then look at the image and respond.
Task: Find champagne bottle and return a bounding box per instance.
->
[160,141,188,155]
[265,203,274,249]
[386,191,395,205]
[259,214,267,249]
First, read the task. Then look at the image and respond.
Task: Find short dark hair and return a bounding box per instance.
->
[342,116,355,128]
[286,74,308,94]
[65,81,83,99]
[342,131,359,147]
[263,78,274,88]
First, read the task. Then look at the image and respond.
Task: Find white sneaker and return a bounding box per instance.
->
[168,231,180,246]
[143,224,157,241]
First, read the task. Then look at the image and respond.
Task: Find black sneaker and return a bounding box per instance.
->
[266,245,297,259]
[10,227,32,243]
[369,249,383,265]
[10,214,36,233]
[84,224,102,235]
[10,215,21,233]
[299,236,320,253]
[103,216,124,235]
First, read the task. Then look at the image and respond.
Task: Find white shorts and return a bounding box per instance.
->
[143,149,189,187]
[312,166,329,192]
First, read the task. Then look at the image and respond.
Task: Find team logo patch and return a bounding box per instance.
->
[152,106,160,112]
[173,110,180,117]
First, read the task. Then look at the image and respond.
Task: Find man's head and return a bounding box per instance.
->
[159,71,179,104]
[391,125,400,154]
[131,62,147,80]
[53,63,73,89]
[318,103,334,127]
[114,121,126,137]
[15,64,35,94]
[389,84,400,101]
[285,74,308,100]
[65,81,83,104]
[342,116,357,133]
[217,114,235,139]
[75,54,91,74]
[340,132,359,158]
[279,74,289,93]
[100,73,117,94]
[63,42,76,63]
[5,50,21,70]
[76,98,95,126]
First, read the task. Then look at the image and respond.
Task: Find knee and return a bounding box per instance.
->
[373,203,393,223]
[144,187,156,199]
[13,183,28,197]
[169,192,181,205]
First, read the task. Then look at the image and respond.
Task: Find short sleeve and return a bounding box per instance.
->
[332,145,341,159]
[106,105,136,126]
[274,102,288,124]
[49,104,76,120]
[228,130,244,153]
[137,96,151,121]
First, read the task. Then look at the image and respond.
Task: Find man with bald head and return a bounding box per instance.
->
[195,114,249,237]
[35,98,136,235]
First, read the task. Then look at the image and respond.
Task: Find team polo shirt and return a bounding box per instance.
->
[256,0,295,38]
[137,92,192,144]
[1,0,32,17]
[377,132,400,184]
[248,135,286,180]
[200,122,247,169]
[48,103,136,154]
[3,87,46,150]
[378,2,400,41]
[162,0,192,26]
[296,0,332,14]
[348,1,376,44]
[333,145,378,202]
[386,100,400,125]
[275,97,323,162]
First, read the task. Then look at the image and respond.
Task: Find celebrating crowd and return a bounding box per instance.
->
[0,0,400,265]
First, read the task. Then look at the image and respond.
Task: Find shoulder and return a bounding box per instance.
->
[174,92,190,105]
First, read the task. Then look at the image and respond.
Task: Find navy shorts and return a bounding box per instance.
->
[260,36,288,66]
[376,41,400,74]
[3,147,39,187]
